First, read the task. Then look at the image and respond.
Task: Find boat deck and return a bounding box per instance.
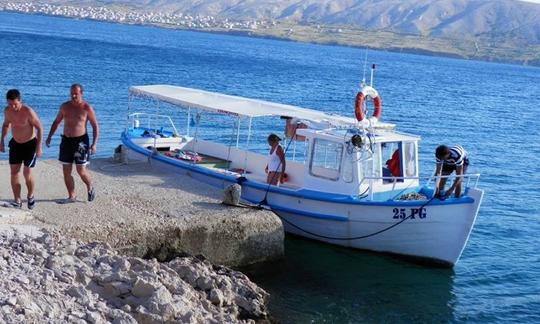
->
[158,149,301,190]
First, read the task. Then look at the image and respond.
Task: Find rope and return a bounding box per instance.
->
[258,195,437,241]
[97,159,150,172]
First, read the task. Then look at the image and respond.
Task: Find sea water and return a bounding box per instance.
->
[0,12,539,323]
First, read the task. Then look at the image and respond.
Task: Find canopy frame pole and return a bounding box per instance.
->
[126,94,133,131]
[242,117,253,175]
[235,117,241,148]
[226,117,237,171]
[292,137,297,161]
[193,110,201,157]
[155,100,160,131]
[187,108,191,137]
[153,100,160,150]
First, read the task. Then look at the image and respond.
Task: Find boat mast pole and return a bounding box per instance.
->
[243,117,253,175]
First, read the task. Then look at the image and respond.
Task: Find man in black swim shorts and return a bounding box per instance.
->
[0,89,43,209]
[46,84,99,203]
[59,133,90,165]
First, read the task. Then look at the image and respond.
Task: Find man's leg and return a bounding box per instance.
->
[437,169,453,196]
[437,176,448,193]
[267,171,280,185]
[455,164,468,198]
[22,166,34,199]
[10,164,22,203]
[62,164,76,199]
[75,164,92,192]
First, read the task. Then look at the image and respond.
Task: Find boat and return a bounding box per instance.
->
[121,76,483,267]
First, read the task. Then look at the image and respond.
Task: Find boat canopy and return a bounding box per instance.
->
[130,85,394,128]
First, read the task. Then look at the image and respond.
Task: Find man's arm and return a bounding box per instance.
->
[0,110,10,153]
[28,108,43,157]
[46,106,64,147]
[87,105,99,154]
[444,165,464,198]
[433,163,442,195]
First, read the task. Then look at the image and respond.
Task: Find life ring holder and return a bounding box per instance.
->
[354,86,382,122]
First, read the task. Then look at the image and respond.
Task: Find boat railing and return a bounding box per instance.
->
[127,112,179,136]
[358,173,481,200]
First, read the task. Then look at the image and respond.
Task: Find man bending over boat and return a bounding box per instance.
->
[434,145,469,199]
[0,89,43,209]
[46,84,99,203]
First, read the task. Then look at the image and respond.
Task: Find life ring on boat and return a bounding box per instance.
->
[354,86,382,122]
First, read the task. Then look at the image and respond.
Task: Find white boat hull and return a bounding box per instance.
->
[122,136,483,267]
[240,184,483,266]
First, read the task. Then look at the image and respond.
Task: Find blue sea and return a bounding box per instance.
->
[1,11,539,323]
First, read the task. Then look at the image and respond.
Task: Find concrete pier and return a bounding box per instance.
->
[0,159,284,267]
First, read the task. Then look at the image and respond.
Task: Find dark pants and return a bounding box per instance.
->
[439,159,469,197]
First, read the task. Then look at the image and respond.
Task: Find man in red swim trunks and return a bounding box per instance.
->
[0,89,43,209]
[46,84,99,203]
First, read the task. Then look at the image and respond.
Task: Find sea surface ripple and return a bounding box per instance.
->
[0,11,539,323]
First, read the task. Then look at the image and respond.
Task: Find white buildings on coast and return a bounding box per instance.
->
[0,2,275,31]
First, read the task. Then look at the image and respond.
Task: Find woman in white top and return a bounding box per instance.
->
[265,134,286,185]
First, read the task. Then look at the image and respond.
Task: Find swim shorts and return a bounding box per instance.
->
[8,137,38,168]
[442,158,469,174]
[59,134,90,165]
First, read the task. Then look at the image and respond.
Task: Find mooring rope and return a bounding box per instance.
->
[264,196,437,241]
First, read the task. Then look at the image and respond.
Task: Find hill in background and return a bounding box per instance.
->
[3,0,540,65]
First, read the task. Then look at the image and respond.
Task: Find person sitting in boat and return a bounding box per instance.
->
[386,149,402,177]
[434,145,469,199]
[265,134,286,185]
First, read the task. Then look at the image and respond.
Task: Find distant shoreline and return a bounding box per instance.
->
[2,10,539,67]
[156,24,540,67]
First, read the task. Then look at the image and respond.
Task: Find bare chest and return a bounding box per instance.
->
[63,107,88,123]
[6,110,30,127]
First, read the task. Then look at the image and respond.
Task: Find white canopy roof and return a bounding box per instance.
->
[130,85,388,128]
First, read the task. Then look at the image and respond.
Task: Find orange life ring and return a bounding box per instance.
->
[354,86,382,122]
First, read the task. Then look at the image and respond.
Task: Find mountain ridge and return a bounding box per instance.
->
[2,1,540,65]
[43,0,540,44]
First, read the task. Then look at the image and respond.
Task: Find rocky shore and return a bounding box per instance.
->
[0,158,282,322]
[0,227,269,323]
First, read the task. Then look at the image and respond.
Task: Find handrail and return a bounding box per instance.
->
[127,112,179,136]
[357,173,481,200]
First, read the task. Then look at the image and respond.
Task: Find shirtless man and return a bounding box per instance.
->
[0,89,43,209]
[46,84,99,203]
